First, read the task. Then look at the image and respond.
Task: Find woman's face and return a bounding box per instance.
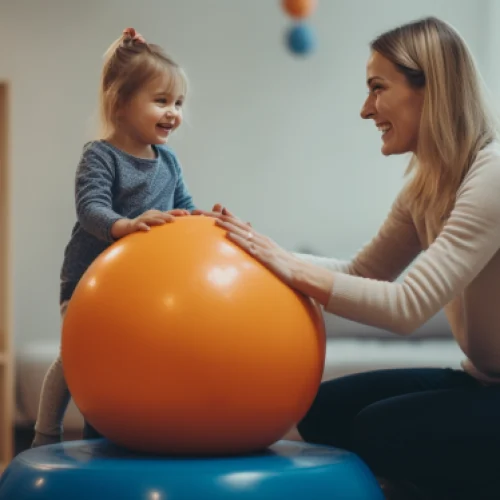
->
[360,51,424,156]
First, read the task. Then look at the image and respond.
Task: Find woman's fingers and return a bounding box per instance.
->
[215,219,264,249]
[217,214,249,230]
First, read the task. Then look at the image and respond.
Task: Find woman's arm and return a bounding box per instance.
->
[215,155,500,335]
[293,192,420,279]
[321,158,500,334]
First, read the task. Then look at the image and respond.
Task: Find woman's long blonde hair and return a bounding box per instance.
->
[371,17,497,240]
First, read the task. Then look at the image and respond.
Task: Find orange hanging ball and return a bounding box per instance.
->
[282,0,317,19]
[61,215,326,456]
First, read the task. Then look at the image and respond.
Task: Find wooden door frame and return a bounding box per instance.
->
[0,81,13,469]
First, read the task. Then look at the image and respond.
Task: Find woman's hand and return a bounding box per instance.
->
[192,203,235,217]
[192,204,251,225]
[215,214,334,306]
[214,215,299,286]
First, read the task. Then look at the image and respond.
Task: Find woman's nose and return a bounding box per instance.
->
[360,96,375,120]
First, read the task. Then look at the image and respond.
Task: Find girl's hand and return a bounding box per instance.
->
[111,209,187,239]
[131,209,177,231]
[167,209,191,217]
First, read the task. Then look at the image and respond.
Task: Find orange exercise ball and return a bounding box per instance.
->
[61,215,326,456]
[282,0,317,19]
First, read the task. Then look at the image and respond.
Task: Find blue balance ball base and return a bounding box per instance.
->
[0,439,384,499]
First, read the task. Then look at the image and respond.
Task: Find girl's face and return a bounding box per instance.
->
[360,51,424,156]
[116,71,184,153]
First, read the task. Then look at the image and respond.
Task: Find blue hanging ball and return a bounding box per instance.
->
[286,23,316,56]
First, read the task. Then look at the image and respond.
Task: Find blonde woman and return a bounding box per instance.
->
[213,17,500,499]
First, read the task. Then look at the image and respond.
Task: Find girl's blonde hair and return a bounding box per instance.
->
[99,28,187,138]
[371,17,497,240]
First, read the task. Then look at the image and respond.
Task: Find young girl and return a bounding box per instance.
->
[32,28,197,447]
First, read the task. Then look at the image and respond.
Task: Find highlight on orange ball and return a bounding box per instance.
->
[281,0,317,19]
[61,215,326,456]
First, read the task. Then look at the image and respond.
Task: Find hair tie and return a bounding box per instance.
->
[122,27,146,44]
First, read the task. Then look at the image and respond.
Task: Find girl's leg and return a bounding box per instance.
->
[32,355,71,446]
[31,302,72,447]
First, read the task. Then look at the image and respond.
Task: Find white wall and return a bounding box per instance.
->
[483,0,500,114]
[0,0,493,345]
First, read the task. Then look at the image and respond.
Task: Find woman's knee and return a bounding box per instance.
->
[350,398,425,481]
[349,404,391,473]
